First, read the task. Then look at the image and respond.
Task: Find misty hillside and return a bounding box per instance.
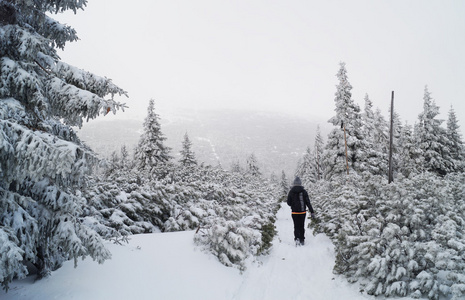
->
[75,109,330,177]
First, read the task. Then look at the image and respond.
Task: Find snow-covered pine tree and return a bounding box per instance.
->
[179,132,197,167]
[359,94,388,176]
[230,159,242,173]
[446,106,464,172]
[397,123,423,178]
[296,146,317,185]
[246,153,261,177]
[314,125,325,181]
[269,171,279,188]
[323,62,367,179]
[134,99,172,175]
[362,94,376,136]
[0,0,126,289]
[120,144,132,170]
[390,110,403,180]
[416,86,454,176]
[280,170,289,199]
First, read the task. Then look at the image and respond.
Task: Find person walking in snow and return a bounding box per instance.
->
[287,176,315,246]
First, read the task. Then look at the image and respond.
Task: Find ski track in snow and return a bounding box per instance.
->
[1,204,416,300]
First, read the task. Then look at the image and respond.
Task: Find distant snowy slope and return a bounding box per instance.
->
[1,204,416,300]
[75,109,330,177]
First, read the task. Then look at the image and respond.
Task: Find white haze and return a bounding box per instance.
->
[55,0,465,130]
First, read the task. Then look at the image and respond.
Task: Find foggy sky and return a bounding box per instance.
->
[55,0,465,130]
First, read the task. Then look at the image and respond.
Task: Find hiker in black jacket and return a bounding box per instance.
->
[287,176,315,245]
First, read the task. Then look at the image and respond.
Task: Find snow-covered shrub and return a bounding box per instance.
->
[192,173,279,270]
[310,172,465,300]
[83,170,170,237]
[83,157,280,271]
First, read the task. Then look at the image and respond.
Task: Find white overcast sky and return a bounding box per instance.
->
[55,0,465,129]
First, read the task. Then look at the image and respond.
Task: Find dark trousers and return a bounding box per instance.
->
[292,213,306,241]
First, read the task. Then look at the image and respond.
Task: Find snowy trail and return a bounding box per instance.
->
[234,203,370,300]
[2,204,411,300]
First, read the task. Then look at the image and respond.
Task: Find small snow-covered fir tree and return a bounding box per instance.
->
[120,144,132,170]
[416,86,454,176]
[296,146,318,184]
[446,106,464,172]
[314,125,325,181]
[230,159,242,173]
[280,170,289,199]
[397,123,423,178]
[134,99,172,174]
[0,0,126,289]
[245,153,261,177]
[179,132,197,167]
[359,94,388,176]
[390,110,403,179]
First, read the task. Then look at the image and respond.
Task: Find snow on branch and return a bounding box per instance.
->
[53,61,127,99]
[0,25,55,63]
[0,119,96,186]
[0,227,27,292]
[40,15,79,49]
[47,77,126,127]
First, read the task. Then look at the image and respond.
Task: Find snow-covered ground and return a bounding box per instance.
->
[1,204,415,300]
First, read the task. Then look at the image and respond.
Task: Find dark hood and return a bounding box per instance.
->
[290,185,304,194]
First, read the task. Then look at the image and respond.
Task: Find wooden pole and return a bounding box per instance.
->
[388,91,394,183]
[343,122,349,175]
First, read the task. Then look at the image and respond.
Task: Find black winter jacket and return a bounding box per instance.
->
[287,186,314,214]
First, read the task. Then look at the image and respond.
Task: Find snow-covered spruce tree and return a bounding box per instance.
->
[415,86,454,176]
[83,168,169,238]
[310,172,465,299]
[279,170,289,200]
[397,123,424,178]
[296,146,318,185]
[389,110,403,179]
[0,0,126,289]
[191,167,280,270]
[446,106,464,172]
[314,125,325,181]
[119,144,132,170]
[245,153,261,177]
[179,132,197,167]
[359,94,389,176]
[230,159,242,173]
[134,99,172,177]
[323,63,367,179]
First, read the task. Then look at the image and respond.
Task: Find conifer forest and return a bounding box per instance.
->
[1,1,465,299]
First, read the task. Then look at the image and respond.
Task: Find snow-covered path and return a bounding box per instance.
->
[2,204,413,300]
[233,203,369,300]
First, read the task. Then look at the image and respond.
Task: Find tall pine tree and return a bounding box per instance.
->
[0,0,126,289]
[134,99,171,172]
[415,86,454,176]
[323,62,366,179]
[446,106,464,172]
